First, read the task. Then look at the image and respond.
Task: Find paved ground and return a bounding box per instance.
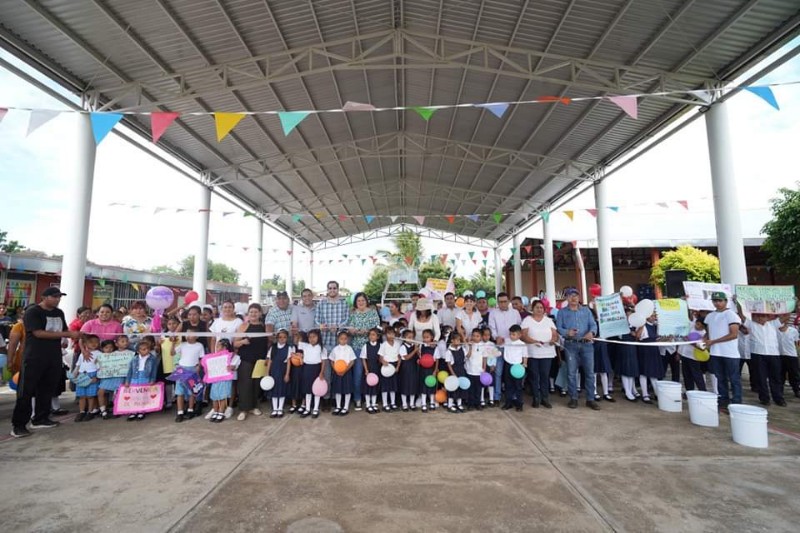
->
[1,384,799,533]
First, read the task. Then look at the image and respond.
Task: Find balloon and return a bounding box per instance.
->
[475,290,486,299]
[589,283,602,297]
[424,375,437,388]
[488,297,497,307]
[380,364,396,378]
[463,290,474,297]
[479,372,493,387]
[437,370,449,384]
[184,290,199,305]
[458,376,471,390]
[435,390,447,404]
[693,347,710,362]
[510,364,525,379]
[455,297,465,308]
[366,373,379,387]
[333,360,349,376]
[541,297,550,309]
[521,296,529,306]
[146,286,174,311]
[635,299,655,317]
[628,313,646,328]
[9,371,20,391]
[259,376,275,391]
[346,294,355,306]
[620,285,633,298]
[419,355,435,369]
[444,375,459,392]
[290,355,303,367]
[311,377,328,396]
[687,331,702,341]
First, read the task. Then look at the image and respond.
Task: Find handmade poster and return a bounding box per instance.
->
[113,382,164,415]
[655,299,691,337]
[201,351,234,384]
[682,281,733,311]
[423,277,455,301]
[251,359,267,378]
[96,352,134,378]
[166,366,204,396]
[160,338,179,374]
[735,285,796,314]
[595,293,630,338]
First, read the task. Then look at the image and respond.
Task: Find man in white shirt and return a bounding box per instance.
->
[744,313,785,406]
[704,292,742,409]
[778,314,800,398]
[437,292,458,329]
[488,292,521,403]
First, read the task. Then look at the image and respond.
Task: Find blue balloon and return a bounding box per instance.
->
[510,364,525,379]
[475,290,486,299]
[521,296,529,306]
[458,376,471,390]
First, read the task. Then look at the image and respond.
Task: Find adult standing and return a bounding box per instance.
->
[403,293,422,322]
[10,287,80,438]
[476,297,492,330]
[5,306,32,377]
[555,288,600,410]
[234,303,268,421]
[512,297,530,320]
[346,292,380,410]
[385,301,405,327]
[68,306,92,366]
[178,305,209,351]
[121,301,153,349]
[455,295,481,340]
[521,300,559,408]
[209,300,243,344]
[315,281,349,403]
[291,288,317,333]
[408,298,440,343]
[488,292,521,403]
[80,304,123,341]
[0,301,15,341]
[437,293,458,330]
[265,291,293,335]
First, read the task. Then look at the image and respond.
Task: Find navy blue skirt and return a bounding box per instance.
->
[638,345,664,379]
[594,341,612,374]
[288,363,303,399]
[380,362,398,393]
[617,344,639,377]
[363,358,380,396]
[331,367,353,395]
[269,358,289,398]
[399,357,419,396]
[302,363,322,396]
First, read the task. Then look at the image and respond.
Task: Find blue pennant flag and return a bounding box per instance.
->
[744,86,779,110]
[365,215,375,224]
[476,103,509,118]
[90,112,123,145]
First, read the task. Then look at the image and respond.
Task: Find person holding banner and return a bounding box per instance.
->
[704,292,742,409]
[555,288,600,410]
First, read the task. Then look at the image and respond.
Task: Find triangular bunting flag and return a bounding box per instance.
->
[555,242,563,249]
[586,209,597,217]
[536,96,572,105]
[291,214,302,223]
[278,111,311,135]
[370,256,378,264]
[365,215,375,224]
[286,250,293,256]
[361,259,366,265]
[467,214,480,222]
[97,279,106,288]
[608,206,619,212]
[678,200,689,210]
[446,215,455,224]
[455,253,461,260]
[688,90,713,105]
[413,216,425,225]
[214,112,245,141]
[412,107,436,121]
[492,213,503,223]
[440,254,448,264]
[131,283,140,292]
[510,248,516,255]
[541,210,550,223]
[150,112,179,143]
[222,211,235,216]
[657,202,668,208]
[564,210,574,221]
[338,214,348,221]
[522,245,532,254]
[0,108,7,124]
[472,259,477,265]
[476,103,509,118]
[482,259,487,266]
[404,256,413,266]
[314,212,325,219]
[468,251,475,259]
[390,216,398,223]
[342,254,348,259]
[482,250,488,258]
[607,95,638,119]
[27,110,61,137]
[744,86,779,110]
[342,101,376,111]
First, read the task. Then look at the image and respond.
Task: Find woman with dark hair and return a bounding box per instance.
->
[409,298,441,343]
[81,304,123,341]
[233,303,268,421]
[121,301,152,349]
[346,292,380,411]
[178,305,209,351]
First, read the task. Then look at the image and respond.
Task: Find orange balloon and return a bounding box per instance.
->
[12,372,20,385]
[455,297,465,308]
[290,354,303,367]
[435,389,447,404]
[333,359,348,376]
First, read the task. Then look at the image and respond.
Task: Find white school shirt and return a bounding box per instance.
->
[176,342,204,367]
[359,340,379,359]
[329,344,356,363]
[704,310,741,358]
[137,354,150,371]
[465,343,485,376]
[299,342,327,364]
[76,350,99,373]
[744,319,780,356]
[521,315,557,359]
[379,340,401,362]
[778,326,799,357]
[503,339,527,365]
[737,330,751,360]
[209,317,243,342]
[435,340,451,364]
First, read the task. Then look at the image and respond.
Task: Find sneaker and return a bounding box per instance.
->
[224,407,234,419]
[355,402,363,411]
[10,426,31,438]
[205,410,215,420]
[30,418,60,429]
[237,412,247,421]
[251,408,262,416]
[568,399,578,409]
[586,401,601,411]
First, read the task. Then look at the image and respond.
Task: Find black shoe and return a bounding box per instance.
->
[501,403,512,410]
[541,401,552,409]
[127,414,137,421]
[559,390,567,397]
[759,400,770,406]
[339,409,349,416]
[531,400,540,408]
[137,413,146,420]
[101,410,111,420]
[10,426,31,438]
[603,394,616,403]
[568,399,578,409]
[30,418,60,429]
[185,410,195,420]
[515,405,523,412]
[402,406,409,412]
[586,401,601,411]
[776,399,787,407]
[74,412,87,423]
[642,397,653,404]
[175,414,184,423]
[50,408,69,416]
[85,411,97,421]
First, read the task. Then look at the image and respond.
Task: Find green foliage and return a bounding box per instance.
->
[377,230,424,266]
[0,229,25,253]
[361,265,389,303]
[261,274,304,295]
[150,255,240,284]
[650,245,720,287]
[468,267,497,298]
[761,185,800,275]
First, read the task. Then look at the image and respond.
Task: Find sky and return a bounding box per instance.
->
[1,39,799,293]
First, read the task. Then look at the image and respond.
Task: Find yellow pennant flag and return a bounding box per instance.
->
[564,210,574,221]
[214,112,246,142]
[251,359,267,378]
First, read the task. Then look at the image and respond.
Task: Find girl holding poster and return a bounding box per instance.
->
[207,339,239,423]
[636,313,664,404]
[124,339,159,421]
[97,339,134,420]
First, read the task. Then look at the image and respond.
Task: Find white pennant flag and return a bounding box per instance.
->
[390,216,398,223]
[688,90,713,104]
[27,110,61,137]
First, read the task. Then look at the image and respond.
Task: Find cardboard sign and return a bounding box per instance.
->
[735,285,796,315]
[423,277,455,301]
[96,352,134,379]
[655,299,691,337]
[201,351,234,384]
[113,383,164,415]
[251,359,267,378]
[160,338,180,374]
[595,293,630,338]
[683,281,733,311]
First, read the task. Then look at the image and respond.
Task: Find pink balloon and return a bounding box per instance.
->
[311,377,328,397]
[366,373,379,386]
[185,290,199,305]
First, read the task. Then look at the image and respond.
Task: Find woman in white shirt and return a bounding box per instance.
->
[744,314,785,406]
[209,301,243,344]
[408,298,440,343]
[455,295,482,341]
[520,300,558,409]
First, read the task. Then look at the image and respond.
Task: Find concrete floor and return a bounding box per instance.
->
[0,385,799,533]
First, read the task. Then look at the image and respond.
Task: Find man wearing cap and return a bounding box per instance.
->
[555,288,600,410]
[11,287,80,438]
[704,291,742,409]
[489,292,521,403]
[265,290,293,335]
[437,292,458,329]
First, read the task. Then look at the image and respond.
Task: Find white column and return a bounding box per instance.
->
[251,220,263,303]
[705,101,748,286]
[594,179,615,295]
[542,217,556,305]
[493,247,502,296]
[309,250,315,293]
[59,113,96,317]
[512,233,522,297]
[286,239,294,297]
[193,184,211,303]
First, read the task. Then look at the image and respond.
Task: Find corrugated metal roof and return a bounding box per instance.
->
[1,0,798,246]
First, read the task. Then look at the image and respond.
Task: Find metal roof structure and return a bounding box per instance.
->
[2,0,799,251]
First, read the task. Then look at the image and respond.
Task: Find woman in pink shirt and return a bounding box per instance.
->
[81,303,123,341]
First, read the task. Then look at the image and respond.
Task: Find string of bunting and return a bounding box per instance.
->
[0,82,791,145]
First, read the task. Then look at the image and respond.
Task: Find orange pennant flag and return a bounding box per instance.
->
[446,215,456,224]
[214,112,246,142]
[564,210,574,221]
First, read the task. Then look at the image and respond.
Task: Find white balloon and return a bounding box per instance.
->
[635,299,655,317]
[260,376,275,391]
[380,364,396,378]
[628,313,646,329]
[444,375,460,392]
[620,285,633,298]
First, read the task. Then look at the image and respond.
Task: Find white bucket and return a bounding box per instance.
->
[686,391,719,427]
[656,380,682,413]
[728,404,768,448]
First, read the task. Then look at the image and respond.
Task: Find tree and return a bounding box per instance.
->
[261,274,305,295]
[0,229,25,253]
[468,267,497,298]
[151,264,179,275]
[150,255,241,284]
[377,230,424,266]
[362,265,389,302]
[761,185,800,275]
[650,245,720,287]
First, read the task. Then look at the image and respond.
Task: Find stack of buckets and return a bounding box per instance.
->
[657,382,768,449]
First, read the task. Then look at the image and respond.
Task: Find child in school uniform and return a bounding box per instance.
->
[207,339,239,423]
[97,338,134,420]
[434,326,453,410]
[288,331,305,415]
[444,331,468,413]
[501,325,527,411]
[360,327,383,414]
[330,330,356,416]
[380,328,402,411]
[466,328,486,410]
[266,329,292,418]
[159,317,181,410]
[299,329,327,418]
[394,327,417,411]
[172,328,204,422]
[680,319,707,392]
[124,338,159,421]
[74,334,101,422]
[636,313,664,404]
[618,307,641,401]
[417,328,438,412]
[482,326,497,407]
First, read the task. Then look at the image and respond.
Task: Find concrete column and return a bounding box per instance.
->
[705,101,748,286]
[252,220,263,303]
[309,250,314,293]
[193,184,211,304]
[542,216,556,305]
[512,233,522,297]
[594,179,615,295]
[493,247,502,297]
[286,239,294,298]
[59,113,96,316]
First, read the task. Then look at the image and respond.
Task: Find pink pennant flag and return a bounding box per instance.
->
[522,245,532,254]
[150,112,179,143]
[338,214,348,222]
[586,209,597,218]
[446,215,456,224]
[678,200,689,210]
[607,96,638,119]
[482,250,488,258]
[413,216,425,225]
[0,107,7,124]
[342,101,377,112]
[286,250,293,256]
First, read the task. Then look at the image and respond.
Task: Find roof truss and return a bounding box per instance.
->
[310,224,498,251]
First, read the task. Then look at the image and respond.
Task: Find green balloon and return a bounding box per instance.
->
[488,297,497,307]
[425,375,437,388]
[347,293,354,306]
[510,364,525,379]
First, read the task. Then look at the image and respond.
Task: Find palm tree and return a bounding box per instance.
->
[376,229,424,267]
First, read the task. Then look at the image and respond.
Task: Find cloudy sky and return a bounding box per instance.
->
[1,39,798,293]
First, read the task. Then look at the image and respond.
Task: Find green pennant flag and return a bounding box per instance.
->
[243,211,254,218]
[510,247,516,254]
[97,279,106,288]
[412,107,436,121]
[291,214,302,223]
[493,213,503,223]
[541,210,550,223]
[468,251,475,259]
[555,242,563,249]
[278,111,311,135]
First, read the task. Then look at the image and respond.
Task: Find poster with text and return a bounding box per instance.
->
[655,299,691,337]
[595,293,630,338]
[201,351,234,384]
[735,285,796,315]
[113,383,164,415]
[96,352,134,378]
[682,281,733,311]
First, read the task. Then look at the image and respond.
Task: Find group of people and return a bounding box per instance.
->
[6,282,799,438]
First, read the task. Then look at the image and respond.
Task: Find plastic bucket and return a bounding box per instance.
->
[686,391,719,427]
[656,380,682,413]
[728,404,768,448]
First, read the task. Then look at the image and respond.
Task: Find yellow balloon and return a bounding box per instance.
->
[437,370,449,384]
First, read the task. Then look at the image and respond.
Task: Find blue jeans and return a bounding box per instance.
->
[711,356,742,405]
[351,353,363,403]
[494,354,504,400]
[564,341,595,400]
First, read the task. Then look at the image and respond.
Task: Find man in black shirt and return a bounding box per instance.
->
[10,287,80,438]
